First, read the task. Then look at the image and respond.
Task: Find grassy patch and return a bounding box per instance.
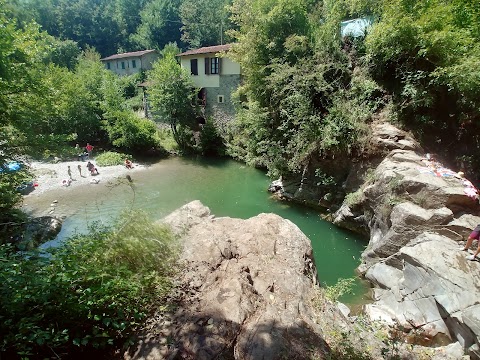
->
[0,210,178,358]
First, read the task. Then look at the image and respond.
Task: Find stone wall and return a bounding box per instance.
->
[204,74,240,122]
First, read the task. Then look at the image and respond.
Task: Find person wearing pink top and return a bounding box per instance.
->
[463,224,480,261]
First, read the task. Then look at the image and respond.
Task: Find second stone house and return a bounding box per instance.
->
[177,44,241,121]
[101,49,159,76]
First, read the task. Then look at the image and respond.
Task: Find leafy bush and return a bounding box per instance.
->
[324,277,356,302]
[0,211,178,358]
[199,118,225,156]
[95,151,131,166]
[157,127,179,152]
[102,111,161,153]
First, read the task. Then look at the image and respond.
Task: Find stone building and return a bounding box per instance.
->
[177,44,241,121]
[101,49,159,76]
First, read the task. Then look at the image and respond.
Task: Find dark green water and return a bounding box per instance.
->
[54,156,369,303]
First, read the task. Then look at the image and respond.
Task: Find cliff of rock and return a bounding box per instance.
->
[331,124,480,358]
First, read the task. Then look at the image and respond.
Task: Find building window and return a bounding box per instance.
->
[121,61,125,69]
[107,62,110,69]
[191,59,198,75]
[217,95,224,103]
[132,60,136,68]
[211,57,219,74]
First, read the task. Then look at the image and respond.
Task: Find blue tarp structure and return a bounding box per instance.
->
[0,162,22,172]
[341,17,373,38]
[7,162,21,171]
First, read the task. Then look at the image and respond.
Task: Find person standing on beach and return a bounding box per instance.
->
[86,143,94,158]
[77,164,82,177]
[67,165,72,180]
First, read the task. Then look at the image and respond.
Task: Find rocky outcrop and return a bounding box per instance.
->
[268,122,423,211]
[16,216,62,250]
[332,123,480,357]
[128,201,328,359]
[126,201,467,360]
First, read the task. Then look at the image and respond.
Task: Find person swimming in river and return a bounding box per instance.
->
[86,161,99,175]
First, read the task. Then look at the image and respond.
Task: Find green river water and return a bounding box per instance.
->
[49,156,370,304]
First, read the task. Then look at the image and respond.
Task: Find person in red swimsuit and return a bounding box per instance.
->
[85,143,94,158]
[463,224,480,260]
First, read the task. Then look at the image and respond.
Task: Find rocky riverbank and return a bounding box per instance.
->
[269,122,480,358]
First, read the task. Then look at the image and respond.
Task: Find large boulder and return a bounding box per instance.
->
[16,216,62,250]
[128,201,330,359]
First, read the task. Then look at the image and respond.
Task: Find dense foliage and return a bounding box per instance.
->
[365,0,480,176]
[147,51,198,150]
[225,0,480,180]
[226,0,378,177]
[95,151,132,166]
[0,211,178,358]
[8,0,233,56]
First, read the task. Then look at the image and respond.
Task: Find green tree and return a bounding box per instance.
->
[0,4,74,236]
[131,0,183,51]
[180,0,234,48]
[226,0,377,177]
[365,0,480,175]
[199,118,225,156]
[147,53,198,149]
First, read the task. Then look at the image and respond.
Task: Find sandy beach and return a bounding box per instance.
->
[22,159,149,218]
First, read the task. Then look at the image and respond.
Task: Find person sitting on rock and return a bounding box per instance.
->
[463,224,480,261]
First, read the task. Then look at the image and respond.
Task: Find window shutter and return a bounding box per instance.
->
[205,57,210,75]
[218,57,222,74]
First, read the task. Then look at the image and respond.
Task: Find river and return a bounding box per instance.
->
[25,156,370,304]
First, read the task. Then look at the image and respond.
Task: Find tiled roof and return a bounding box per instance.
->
[101,49,157,61]
[177,44,231,57]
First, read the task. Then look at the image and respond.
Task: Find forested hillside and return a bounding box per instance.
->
[7,0,235,56]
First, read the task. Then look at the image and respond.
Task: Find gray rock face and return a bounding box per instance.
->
[365,233,480,348]
[17,216,62,250]
[371,122,423,152]
[129,201,329,360]
[333,124,480,354]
